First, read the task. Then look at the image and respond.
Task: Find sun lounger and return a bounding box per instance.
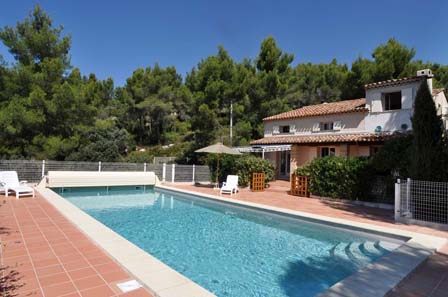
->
[0,171,35,199]
[220,175,239,196]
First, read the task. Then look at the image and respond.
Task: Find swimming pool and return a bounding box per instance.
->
[54,186,403,297]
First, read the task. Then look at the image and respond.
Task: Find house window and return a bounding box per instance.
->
[320,147,336,157]
[280,125,290,133]
[384,92,402,110]
[320,122,334,131]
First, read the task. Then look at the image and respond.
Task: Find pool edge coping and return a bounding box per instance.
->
[156,185,447,297]
[36,187,216,297]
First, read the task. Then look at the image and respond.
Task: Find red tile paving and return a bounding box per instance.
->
[0,194,154,297]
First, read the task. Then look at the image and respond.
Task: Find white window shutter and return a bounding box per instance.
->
[371,92,382,112]
[333,121,342,131]
[312,122,320,132]
[402,88,413,109]
[290,124,296,133]
[273,125,280,134]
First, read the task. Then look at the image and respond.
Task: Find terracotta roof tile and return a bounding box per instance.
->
[250,132,402,145]
[263,98,367,121]
[364,76,423,90]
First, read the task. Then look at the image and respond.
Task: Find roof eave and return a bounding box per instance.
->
[364,76,423,90]
[262,108,369,122]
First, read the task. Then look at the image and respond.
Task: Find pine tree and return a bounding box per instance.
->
[410,80,445,181]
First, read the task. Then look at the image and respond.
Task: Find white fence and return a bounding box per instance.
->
[0,160,211,184]
[395,178,448,227]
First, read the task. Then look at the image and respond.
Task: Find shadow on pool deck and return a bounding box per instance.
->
[0,265,25,297]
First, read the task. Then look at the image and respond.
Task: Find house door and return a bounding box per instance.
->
[279,151,291,178]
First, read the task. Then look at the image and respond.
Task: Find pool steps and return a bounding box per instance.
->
[330,241,401,270]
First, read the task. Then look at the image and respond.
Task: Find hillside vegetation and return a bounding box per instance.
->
[1,6,448,163]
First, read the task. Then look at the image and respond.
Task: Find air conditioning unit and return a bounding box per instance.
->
[416,69,433,77]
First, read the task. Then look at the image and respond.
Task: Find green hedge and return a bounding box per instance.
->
[207,154,274,187]
[234,155,275,186]
[295,156,373,200]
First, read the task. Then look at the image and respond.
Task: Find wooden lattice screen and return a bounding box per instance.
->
[251,172,265,192]
[290,174,310,197]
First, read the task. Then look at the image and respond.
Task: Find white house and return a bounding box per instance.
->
[249,69,448,180]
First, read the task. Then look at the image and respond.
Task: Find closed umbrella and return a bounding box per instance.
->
[195,142,241,187]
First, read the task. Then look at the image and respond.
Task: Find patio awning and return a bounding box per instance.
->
[234,145,291,153]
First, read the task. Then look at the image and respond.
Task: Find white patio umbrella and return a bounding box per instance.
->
[195,142,241,187]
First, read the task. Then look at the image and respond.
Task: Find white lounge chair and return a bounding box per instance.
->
[220,175,239,196]
[0,180,6,196]
[0,171,35,199]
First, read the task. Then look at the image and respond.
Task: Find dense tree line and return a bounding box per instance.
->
[1,6,448,163]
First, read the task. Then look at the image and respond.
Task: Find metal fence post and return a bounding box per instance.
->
[41,160,46,178]
[162,163,166,182]
[394,179,401,221]
[171,164,175,183]
[406,177,411,218]
[144,162,147,172]
[192,164,196,184]
[98,161,102,172]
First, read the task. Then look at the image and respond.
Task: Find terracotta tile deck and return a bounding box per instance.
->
[0,194,154,297]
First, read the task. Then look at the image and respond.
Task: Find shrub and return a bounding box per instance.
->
[125,143,191,164]
[295,156,373,200]
[207,154,275,187]
[207,154,240,184]
[371,134,413,177]
[125,151,154,163]
[234,155,275,187]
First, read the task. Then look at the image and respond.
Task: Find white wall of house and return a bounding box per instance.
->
[364,81,421,133]
[365,109,413,132]
[434,92,448,130]
[264,112,366,137]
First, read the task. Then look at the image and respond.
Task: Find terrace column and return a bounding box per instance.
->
[290,145,300,176]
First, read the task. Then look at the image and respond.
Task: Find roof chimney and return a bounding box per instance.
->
[417,69,433,77]
[417,69,433,94]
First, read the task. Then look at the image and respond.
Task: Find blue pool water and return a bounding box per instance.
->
[55,186,402,297]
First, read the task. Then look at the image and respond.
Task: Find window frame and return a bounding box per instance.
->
[320,122,334,131]
[383,91,402,111]
[280,125,290,134]
[320,147,336,157]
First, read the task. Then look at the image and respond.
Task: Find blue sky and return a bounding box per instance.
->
[1,0,447,86]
